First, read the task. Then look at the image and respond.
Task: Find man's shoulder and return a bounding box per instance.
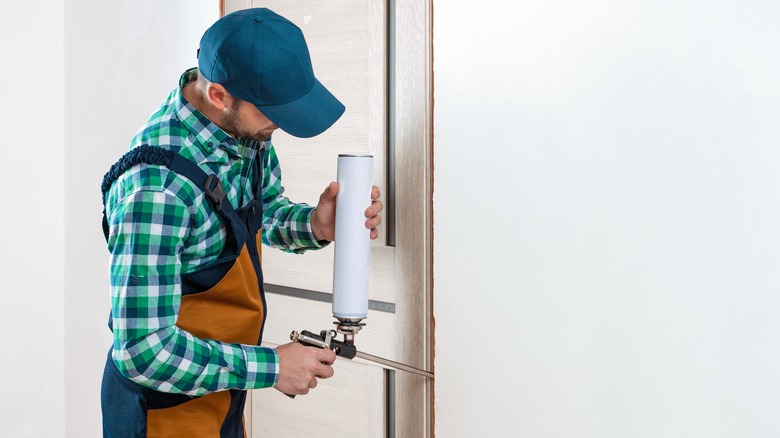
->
[105,160,202,212]
[106,88,201,208]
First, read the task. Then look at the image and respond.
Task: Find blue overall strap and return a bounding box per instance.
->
[100,145,237,241]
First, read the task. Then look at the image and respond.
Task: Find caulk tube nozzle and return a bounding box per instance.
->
[332,154,373,321]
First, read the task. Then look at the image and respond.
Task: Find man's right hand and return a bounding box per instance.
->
[274,342,337,396]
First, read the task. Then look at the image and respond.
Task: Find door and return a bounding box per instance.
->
[222,0,433,436]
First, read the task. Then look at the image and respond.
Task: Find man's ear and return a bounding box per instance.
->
[206,83,231,110]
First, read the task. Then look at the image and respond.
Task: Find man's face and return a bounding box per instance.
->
[222,98,278,142]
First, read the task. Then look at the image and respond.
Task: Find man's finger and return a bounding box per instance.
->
[320,181,338,201]
[366,215,382,229]
[366,200,384,217]
[316,348,337,365]
[316,363,335,379]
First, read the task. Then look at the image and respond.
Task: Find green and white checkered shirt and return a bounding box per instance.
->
[105,68,325,396]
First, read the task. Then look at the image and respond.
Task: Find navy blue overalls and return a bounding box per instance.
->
[100,145,267,437]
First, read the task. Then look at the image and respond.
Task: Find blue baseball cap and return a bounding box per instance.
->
[198,8,345,138]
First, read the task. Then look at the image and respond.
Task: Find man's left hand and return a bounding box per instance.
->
[311,182,383,241]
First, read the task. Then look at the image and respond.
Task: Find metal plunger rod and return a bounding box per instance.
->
[290,330,433,379]
[354,351,434,379]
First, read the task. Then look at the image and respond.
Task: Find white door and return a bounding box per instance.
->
[222,1,433,436]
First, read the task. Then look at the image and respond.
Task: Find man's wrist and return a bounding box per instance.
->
[310,208,323,241]
[309,208,332,243]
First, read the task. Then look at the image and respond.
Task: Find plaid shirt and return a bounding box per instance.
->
[104,68,325,396]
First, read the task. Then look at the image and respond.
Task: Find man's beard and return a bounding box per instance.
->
[222,100,274,142]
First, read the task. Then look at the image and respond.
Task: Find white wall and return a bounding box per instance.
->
[1,3,219,433]
[0,1,66,437]
[434,1,780,437]
[62,1,218,435]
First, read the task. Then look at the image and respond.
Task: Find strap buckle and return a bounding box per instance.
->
[204,174,227,211]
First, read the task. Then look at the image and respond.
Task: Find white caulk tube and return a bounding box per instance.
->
[332,154,373,322]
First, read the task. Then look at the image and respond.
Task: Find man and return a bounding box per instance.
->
[99,8,382,437]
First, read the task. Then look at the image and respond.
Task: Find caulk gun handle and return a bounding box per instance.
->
[284,330,330,399]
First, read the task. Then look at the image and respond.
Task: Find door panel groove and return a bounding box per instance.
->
[385,0,397,248]
[265,283,397,314]
[386,369,396,438]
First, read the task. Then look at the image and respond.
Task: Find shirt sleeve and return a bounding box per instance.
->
[107,186,279,396]
[260,143,329,252]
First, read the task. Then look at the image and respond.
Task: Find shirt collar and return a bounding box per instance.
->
[174,68,255,159]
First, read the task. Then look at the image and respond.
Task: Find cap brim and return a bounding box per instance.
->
[257,79,345,139]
